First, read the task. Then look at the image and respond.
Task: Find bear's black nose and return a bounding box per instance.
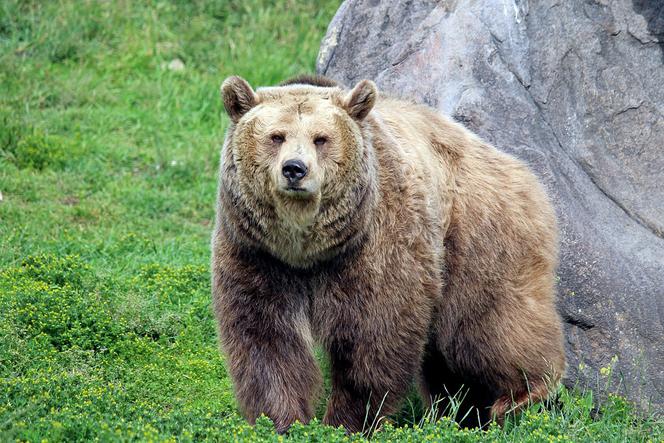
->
[282,159,308,182]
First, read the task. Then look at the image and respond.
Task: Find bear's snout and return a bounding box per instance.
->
[282,159,308,185]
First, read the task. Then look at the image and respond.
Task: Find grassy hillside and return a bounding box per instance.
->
[0,1,661,441]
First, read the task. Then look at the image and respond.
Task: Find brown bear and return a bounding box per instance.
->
[211,74,566,433]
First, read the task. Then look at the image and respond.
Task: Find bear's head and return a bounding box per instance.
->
[218,76,378,267]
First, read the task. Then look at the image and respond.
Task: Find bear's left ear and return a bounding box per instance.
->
[221,76,258,123]
[343,80,377,121]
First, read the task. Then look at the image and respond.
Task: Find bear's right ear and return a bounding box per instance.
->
[221,76,258,123]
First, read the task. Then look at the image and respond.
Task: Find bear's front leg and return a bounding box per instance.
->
[212,246,321,433]
[315,254,436,434]
[321,330,427,433]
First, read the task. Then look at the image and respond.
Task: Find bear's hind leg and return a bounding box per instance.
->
[419,336,499,428]
[489,378,553,424]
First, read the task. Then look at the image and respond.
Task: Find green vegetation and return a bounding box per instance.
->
[0,1,661,441]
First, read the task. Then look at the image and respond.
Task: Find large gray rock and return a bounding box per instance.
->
[318,0,664,413]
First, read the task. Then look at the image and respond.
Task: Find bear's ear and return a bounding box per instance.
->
[343,80,377,121]
[221,76,258,123]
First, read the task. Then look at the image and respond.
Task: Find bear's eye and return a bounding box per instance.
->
[271,134,285,144]
[313,136,327,147]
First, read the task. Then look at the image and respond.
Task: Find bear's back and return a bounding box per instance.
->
[370,94,557,277]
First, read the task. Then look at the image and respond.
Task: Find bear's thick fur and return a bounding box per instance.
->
[212,75,565,433]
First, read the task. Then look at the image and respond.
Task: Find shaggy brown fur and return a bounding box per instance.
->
[212,74,566,433]
[279,74,339,88]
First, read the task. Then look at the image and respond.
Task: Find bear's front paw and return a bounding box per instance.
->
[323,408,367,435]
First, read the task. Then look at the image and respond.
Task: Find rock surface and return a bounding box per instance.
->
[318,0,664,413]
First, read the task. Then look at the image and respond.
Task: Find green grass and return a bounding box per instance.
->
[0,1,662,441]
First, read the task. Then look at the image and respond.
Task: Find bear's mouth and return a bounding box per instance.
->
[278,184,318,201]
[283,186,312,198]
